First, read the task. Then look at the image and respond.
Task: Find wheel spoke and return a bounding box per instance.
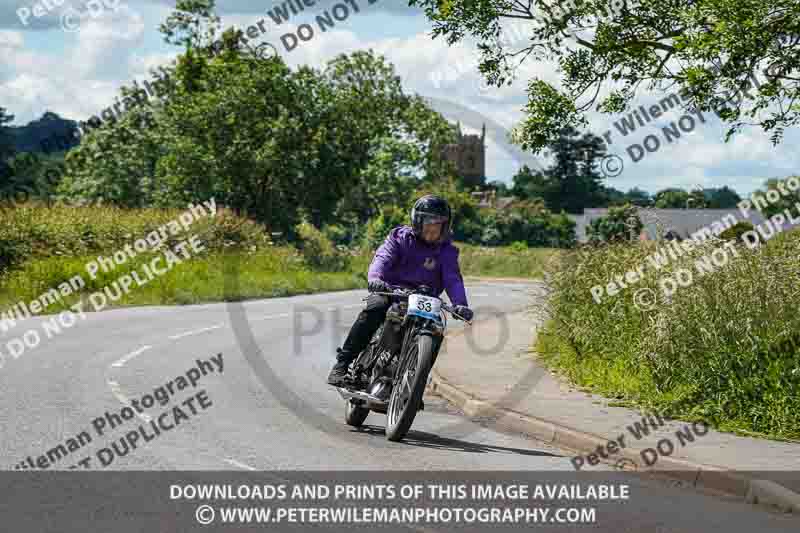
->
[401,372,412,400]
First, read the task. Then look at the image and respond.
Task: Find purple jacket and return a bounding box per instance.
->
[367,225,468,307]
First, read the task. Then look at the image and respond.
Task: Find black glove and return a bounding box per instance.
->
[367,279,392,293]
[453,305,473,321]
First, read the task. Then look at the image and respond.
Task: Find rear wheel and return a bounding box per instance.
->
[345,400,370,427]
[385,334,434,442]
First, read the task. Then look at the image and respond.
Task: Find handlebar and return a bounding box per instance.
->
[366,286,472,324]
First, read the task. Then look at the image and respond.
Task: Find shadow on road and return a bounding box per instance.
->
[348,425,561,458]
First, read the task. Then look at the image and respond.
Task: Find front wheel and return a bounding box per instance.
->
[385,334,434,442]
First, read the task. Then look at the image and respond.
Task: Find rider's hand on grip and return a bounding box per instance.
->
[453,305,473,321]
[367,279,392,293]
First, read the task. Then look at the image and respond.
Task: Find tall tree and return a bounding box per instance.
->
[512,126,606,213]
[0,107,16,191]
[0,106,14,161]
[410,0,800,152]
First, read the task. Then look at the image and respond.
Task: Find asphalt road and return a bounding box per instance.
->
[0,280,798,532]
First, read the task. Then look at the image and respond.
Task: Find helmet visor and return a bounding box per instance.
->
[417,211,449,226]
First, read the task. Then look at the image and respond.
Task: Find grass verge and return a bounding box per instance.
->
[537,231,800,441]
[0,205,553,318]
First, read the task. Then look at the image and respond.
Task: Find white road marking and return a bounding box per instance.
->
[107,380,152,423]
[328,304,363,311]
[471,292,489,297]
[111,345,151,368]
[252,313,291,321]
[168,324,223,340]
[223,458,257,471]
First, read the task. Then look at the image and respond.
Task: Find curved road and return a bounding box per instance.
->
[0,280,797,531]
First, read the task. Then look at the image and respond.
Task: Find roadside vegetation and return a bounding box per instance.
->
[0,202,553,315]
[538,220,800,441]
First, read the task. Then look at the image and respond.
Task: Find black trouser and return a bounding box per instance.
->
[337,293,445,367]
[337,293,391,364]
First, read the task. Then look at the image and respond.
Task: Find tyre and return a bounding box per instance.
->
[345,400,370,427]
[385,334,433,442]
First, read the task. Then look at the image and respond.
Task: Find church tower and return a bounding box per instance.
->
[439,122,486,188]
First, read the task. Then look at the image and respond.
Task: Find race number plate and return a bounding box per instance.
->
[407,294,442,321]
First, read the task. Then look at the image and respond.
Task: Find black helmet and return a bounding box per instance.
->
[411,194,452,243]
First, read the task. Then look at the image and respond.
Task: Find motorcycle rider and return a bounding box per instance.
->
[327,194,474,387]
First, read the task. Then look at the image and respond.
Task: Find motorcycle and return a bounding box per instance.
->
[336,284,472,442]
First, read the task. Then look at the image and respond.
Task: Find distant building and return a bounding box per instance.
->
[568,207,797,243]
[440,121,486,189]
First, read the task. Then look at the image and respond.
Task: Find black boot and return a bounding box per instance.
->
[327,348,354,387]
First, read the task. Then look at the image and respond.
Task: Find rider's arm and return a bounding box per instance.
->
[441,246,468,307]
[367,227,403,284]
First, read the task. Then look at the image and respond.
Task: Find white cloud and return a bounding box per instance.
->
[0,28,22,47]
[1,3,797,194]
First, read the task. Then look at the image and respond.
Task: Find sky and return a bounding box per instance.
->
[0,0,797,196]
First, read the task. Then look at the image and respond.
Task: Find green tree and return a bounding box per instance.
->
[0,109,47,205]
[625,188,651,206]
[511,126,606,214]
[511,164,548,201]
[688,187,708,208]
[410,0,800,152]
[159,0,221,49]
[599,186,625,206]
[487,179,510,195]
[0,107,15,186]
[362,204,408,249]
[707,186,742,208]
[0,106,14,160]
[753,176,800,217]
[654,188,690,208]
[59,1,456,240]
[329,55,456,226]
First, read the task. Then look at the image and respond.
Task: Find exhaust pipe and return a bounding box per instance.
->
[337,387,389,411]
[337,388,381,403]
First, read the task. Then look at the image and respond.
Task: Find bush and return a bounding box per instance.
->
[357,197,576,249]
[586,204,642,243]
[295,219,349,271]
[719,221,754,242]
[322,224,352,247]
[509,241,529,253]
[471,202,575,248]
[0,202,270,275]
[362,205,407,250]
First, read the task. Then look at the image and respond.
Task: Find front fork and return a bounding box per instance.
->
[393,317,445,382]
